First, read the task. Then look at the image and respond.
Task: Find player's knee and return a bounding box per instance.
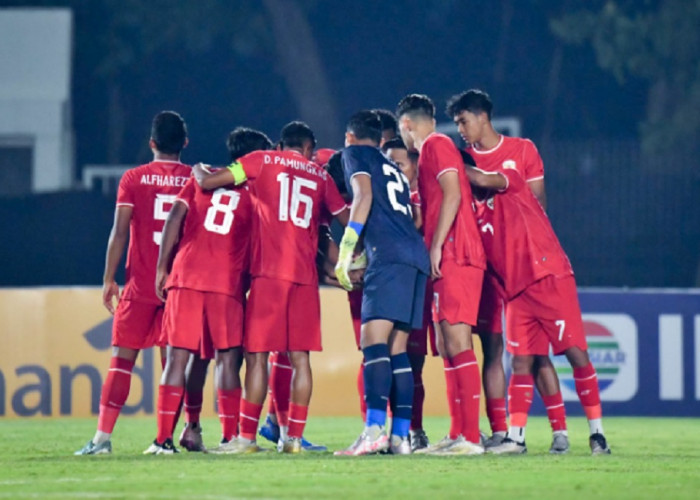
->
[511,355,534,374]
[481,334,504,365]
[564,346,590,368]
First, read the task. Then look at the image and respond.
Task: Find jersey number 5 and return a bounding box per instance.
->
[153,194,177,245]
[204,188,241,235]
[277,173,317,228]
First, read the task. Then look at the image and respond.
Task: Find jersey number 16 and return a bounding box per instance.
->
[277,172,317,228]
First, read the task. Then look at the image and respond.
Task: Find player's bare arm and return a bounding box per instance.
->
[102,206,132,314]
[527,178,547,210]
[155,200,188,302]
[192,162,237,191]
[413,202,423,230]
[465,166,508,191]
[431,170,462,279]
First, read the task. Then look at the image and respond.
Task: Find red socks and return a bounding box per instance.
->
[508,374,534,428]
[271,352,293,427]
[239,399,263,441]
[542,392,567,431]
[288,403,309,439]
[357,362,367,421]
[450,350,481,444]
[574,363,603,420]
[486,397,508,433]
[218,388,242,441]
[443,358,462,439]
[184,391,203,425]
[156,384,184,443]
[97,357,135,434]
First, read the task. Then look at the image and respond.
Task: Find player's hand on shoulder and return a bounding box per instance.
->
[102,281,120,315]
[192,163,211,186]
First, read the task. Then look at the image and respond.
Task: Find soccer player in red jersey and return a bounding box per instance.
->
[257,147,335,453]
[75,111,191,455]
[447,89,569,453]
[193,121,348,453]
[397,94,487,455]
[142,128,272,454]
[465,165,611,455]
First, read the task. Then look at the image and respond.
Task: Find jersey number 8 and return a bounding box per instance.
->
[204,188,241,235]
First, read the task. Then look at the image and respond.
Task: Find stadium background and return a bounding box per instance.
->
[1,1,699,419]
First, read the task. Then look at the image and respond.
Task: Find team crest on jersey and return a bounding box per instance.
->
[502,160,517,170]
[487,197,494,210]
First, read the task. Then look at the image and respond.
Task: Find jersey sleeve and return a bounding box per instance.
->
[175,177,196,209]
[522,139,544,181]
[228,151,264,184]
[323,174,348,216]
[410,189,421,206]
[116,170,135,207]
[426,136,463,179]
[342,147,371,179]
[499,168,527,194]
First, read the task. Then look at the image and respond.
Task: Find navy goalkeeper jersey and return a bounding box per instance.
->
[341,145,429,274]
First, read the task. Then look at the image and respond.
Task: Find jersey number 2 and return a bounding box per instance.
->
[383,163,411,216]
[277,173,317,228]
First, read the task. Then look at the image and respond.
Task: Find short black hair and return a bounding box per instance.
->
[382,137,418,164]
[227,127,273,161]
[346,110,382,145]
[325,150,348,196]
[280,121,316,149]
[381,137,406,153]
[396,94,435,120]
[446,89,493,120]
[151,111,187,154]
[372,108,398,134]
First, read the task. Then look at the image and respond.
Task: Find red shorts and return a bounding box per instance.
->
[163,288,243,359]
[505,274,588,356]
[348,289,363,350]
[432,261,483,327]
[245,277,321,353]
[112,299,164,350]
[408,280,438,356]
[476,274,504,334]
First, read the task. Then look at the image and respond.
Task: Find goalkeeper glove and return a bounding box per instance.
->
[335,224,362,291]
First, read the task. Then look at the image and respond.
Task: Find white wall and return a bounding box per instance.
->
[0,8,74,192]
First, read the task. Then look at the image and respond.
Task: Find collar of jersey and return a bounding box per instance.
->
[471,134,504,155]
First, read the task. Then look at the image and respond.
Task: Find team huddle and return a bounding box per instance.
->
[76,89,612,457]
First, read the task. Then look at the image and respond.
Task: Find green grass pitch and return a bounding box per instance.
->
[1,416,699,499]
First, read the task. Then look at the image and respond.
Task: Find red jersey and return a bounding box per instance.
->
[231,150,347,285]
[466,135,544,182]
[418,133,486,269]
[165,177,251,298]
[116,160,191,304]
[475,168,572,299]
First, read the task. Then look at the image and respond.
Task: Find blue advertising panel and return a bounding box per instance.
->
[530,289,700,417]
